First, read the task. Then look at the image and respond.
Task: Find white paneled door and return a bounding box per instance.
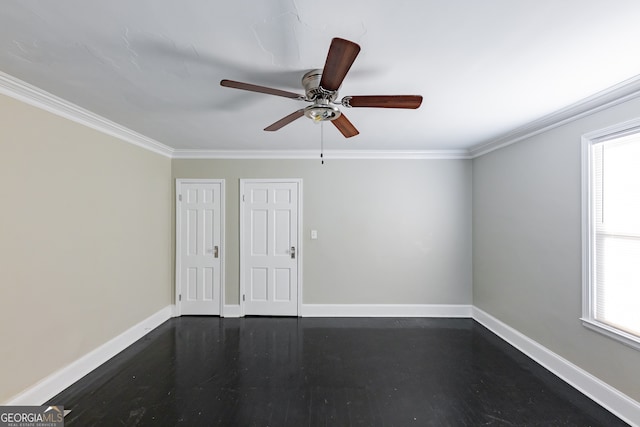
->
[176,180,224,315]
[241,180,301,316]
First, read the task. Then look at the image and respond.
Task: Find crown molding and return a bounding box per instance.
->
[468,74,640,158]
[0,72,468,161]
[0,71,469,161]
[171,149,471,160]
[0,71,174,158]
[7,69,638,162]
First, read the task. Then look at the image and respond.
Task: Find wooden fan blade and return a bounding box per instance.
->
[264,109,305,131]
[346,95,423,109]
[220,79,303,100]
[331,114,359,138]
[319,38,361,91]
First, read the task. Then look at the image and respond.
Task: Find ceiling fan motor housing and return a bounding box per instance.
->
[302,69,341,122]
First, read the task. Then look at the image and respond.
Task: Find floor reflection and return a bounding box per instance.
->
[50,317,626,426]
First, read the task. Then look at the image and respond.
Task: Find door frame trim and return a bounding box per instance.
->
[175,179,226,316]
[239,178,303,317]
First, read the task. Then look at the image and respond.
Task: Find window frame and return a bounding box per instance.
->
[581,117,640,351]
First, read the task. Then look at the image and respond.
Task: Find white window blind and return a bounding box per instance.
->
[589,133,640,340]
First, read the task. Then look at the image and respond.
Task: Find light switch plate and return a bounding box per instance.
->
[311,230,318,239]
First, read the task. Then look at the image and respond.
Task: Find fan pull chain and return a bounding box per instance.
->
[320,122,324,165]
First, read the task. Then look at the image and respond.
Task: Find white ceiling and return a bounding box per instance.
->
[2,1,640,155]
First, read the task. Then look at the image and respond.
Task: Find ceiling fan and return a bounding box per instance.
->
[220,38,423,138]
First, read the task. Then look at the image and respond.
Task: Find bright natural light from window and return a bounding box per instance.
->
[583,124,640,347]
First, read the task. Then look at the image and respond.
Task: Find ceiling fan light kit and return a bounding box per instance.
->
[220,37,423,138]
[304,102,341,123]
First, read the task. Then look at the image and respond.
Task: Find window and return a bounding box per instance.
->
[582,119,640,349]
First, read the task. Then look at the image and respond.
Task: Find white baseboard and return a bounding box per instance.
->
[4,305,173,406]
[472,307,640,426]
[6,303,638,425]
[301,304,473,318]
[223,304,241,318]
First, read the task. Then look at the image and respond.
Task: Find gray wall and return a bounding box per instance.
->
[473,96,640,401]
[0,94,173,403]
[172,159,473,305]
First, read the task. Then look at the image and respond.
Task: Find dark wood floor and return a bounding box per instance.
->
[49,317,626,426]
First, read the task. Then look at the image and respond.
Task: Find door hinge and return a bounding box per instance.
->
[178,194,182,202]
[243,294,245,302]
[179,294,182,301]
[242,194,245,202]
